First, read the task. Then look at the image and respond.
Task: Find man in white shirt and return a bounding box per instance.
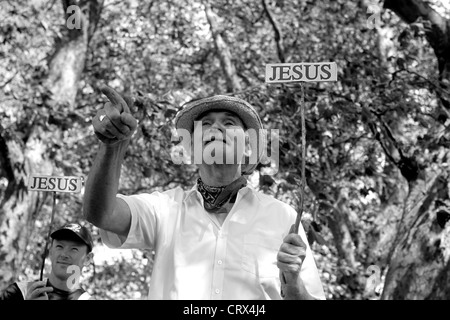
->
[83,85,325,300]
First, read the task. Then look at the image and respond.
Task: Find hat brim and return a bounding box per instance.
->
[175,95,262,133]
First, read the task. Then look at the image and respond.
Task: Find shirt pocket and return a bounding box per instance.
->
[242,234,282,278]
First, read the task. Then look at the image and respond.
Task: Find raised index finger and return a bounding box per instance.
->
[100,85,130,114]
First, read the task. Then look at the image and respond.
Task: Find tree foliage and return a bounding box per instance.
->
[1,0,450,300]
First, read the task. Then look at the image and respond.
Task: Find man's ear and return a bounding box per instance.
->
[84,252,94,267]
[243,131,252,158]
[48,240,55,255]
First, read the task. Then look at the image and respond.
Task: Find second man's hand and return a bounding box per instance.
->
[25,280,53,300]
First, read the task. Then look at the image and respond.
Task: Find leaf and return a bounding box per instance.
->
[312,229,328,247]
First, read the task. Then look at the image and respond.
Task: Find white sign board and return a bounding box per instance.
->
[28,175,83,193]
[265,62,337,83]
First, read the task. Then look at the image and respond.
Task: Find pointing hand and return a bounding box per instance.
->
[93,85,138,145]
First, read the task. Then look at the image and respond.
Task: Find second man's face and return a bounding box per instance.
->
[49,239,90,281]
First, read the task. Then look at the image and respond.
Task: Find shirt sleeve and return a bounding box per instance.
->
[0,283,24,300]
[99,193,161,250]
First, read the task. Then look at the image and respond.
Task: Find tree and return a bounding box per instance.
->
[1,0,449,300]
[0,0,103,292]
[384,0,450,114]
[204,2,242,92]
[374,0,450,299]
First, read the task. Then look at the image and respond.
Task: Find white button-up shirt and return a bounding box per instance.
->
[100,184,325,300]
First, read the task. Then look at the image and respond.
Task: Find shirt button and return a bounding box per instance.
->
[217,260,222,265]
[215,289,220,294]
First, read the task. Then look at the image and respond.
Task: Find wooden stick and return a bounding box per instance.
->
[39,192,57,281]
[293,82,305,234]
[264,62,337,235]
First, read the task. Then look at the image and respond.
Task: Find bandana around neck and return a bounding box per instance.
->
[197,176,247,212]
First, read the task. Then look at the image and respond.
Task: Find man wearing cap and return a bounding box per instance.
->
[0,223,94,300]
[83,85,325,300]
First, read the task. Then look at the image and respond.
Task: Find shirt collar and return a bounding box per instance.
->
[184,180,255,203]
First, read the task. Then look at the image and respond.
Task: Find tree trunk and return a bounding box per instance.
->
[368,0,450,300]
[319,193,364,293]
[381,150,450,299]
[204,2,241,92]
[0,0,102,292]
[45,0,103,109]
[0,127,50,289]
[322,198,358,269]
[357,0,406,274]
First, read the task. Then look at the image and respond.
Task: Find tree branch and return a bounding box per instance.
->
[0,71,19,89]
[0,126,15,184]
[262,0,285,62]
[203,2,241,92]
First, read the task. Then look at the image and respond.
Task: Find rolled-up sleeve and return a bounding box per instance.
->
[99,193,161,250]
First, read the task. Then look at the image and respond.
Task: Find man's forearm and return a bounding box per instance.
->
[83,141,129,227]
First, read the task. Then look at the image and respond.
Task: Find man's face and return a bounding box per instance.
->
[49,239,91,280]
[193,110,248,165]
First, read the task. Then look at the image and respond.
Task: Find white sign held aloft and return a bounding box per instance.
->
[265,62,337,83]
[28,175,83,193]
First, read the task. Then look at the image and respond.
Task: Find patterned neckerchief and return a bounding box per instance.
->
[197,176,247,212]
